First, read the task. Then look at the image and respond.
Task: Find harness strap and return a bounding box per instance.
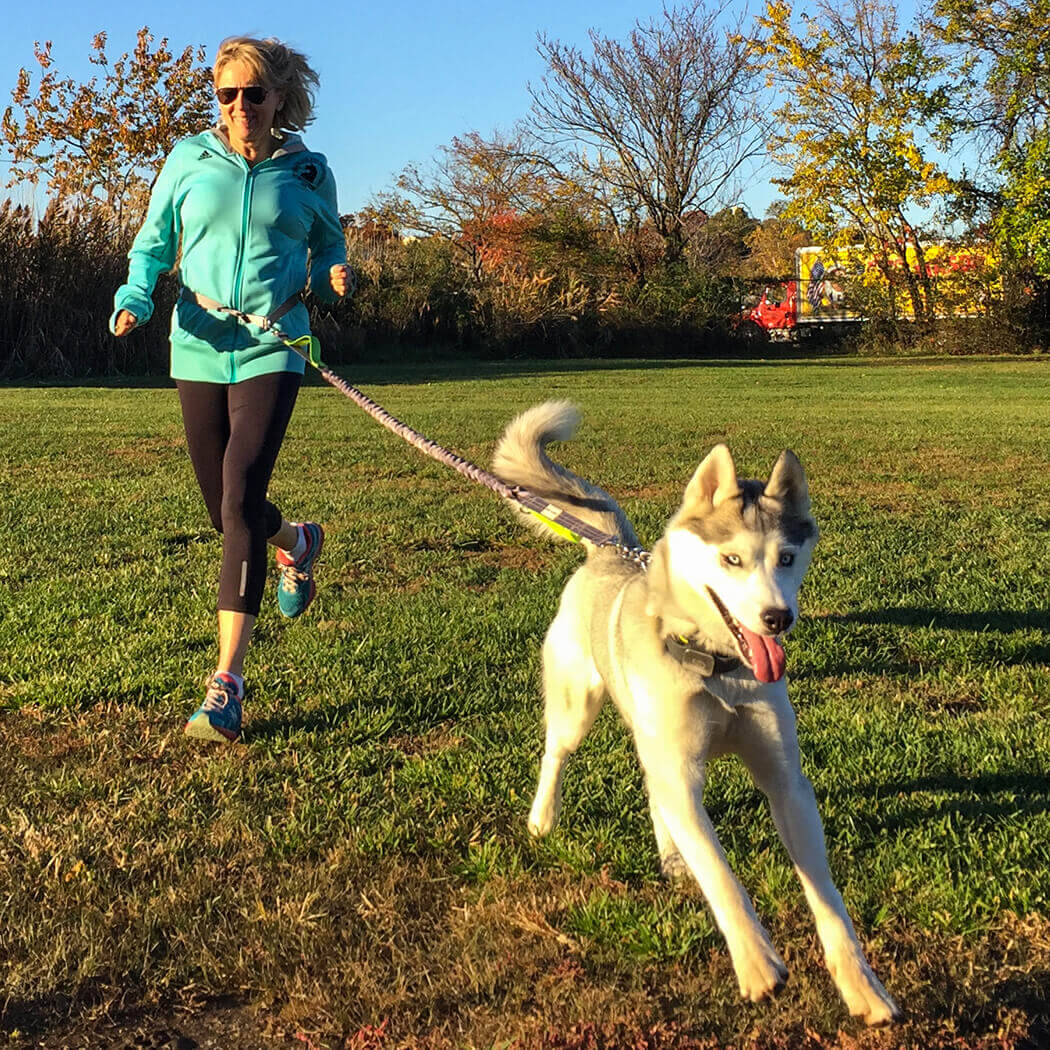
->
[664,634,741,676]
[179,287,302,331]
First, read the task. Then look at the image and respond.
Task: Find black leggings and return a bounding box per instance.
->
[176,372,302,615]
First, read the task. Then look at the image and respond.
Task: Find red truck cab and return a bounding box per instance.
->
[738,280,798,342]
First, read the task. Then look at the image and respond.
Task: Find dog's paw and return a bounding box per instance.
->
[730,934,789,1003]
[829,949,901,1025]
[659,850,689,881]
[527,816,551,837]
[527,799,558,838]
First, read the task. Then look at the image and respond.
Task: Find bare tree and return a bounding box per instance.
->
[371,128,551,280]
[528,1,769,269]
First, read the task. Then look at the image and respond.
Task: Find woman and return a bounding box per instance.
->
[111,36,352,743]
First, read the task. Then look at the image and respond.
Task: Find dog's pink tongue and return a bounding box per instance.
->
[738,624,786,683]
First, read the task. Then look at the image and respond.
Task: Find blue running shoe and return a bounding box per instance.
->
[184,672,243,742]
[276,522,324,618]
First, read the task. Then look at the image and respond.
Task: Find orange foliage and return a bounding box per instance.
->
[2,27,214,226]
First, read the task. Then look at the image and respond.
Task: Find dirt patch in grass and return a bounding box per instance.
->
[622,483,680,502]
[107,433,186,466]
[472,544,555,571]
[5,721,94,765]
[906,679,986,716]
[387,725,464,758]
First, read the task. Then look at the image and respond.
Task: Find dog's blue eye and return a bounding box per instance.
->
[779,552,795,567]
[722,553,742,567]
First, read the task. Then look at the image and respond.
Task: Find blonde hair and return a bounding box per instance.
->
[213,36,320,132]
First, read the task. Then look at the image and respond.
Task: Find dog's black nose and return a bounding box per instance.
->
[762,608,793,634]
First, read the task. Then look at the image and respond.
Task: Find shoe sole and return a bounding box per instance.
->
[184,715,240,742]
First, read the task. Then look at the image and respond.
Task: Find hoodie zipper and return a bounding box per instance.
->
[229,156,259,381]
[232,162,254,331]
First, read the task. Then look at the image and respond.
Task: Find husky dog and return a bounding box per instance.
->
[492,402,899,1025]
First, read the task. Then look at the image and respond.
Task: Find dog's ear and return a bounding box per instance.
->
[681,444,739,515]
[764,449,810,512]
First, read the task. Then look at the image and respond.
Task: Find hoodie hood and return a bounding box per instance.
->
[208,124,308,158]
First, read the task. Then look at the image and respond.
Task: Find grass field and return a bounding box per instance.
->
[1,358,1049,1050]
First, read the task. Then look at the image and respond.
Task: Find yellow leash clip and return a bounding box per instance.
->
[281,334,323,369]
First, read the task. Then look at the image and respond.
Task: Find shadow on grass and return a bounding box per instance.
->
[825,607,1049,634]
[5,942,1050,1049]
[0,989,257,1048]
[159,531,213,550]
[244,702,449,747]
[796,606,1050,676]
[0,358,762,392]
[291,354,1022,392]
[847,771,1050,831]
[244,703,369,742]
[2,353,993,392]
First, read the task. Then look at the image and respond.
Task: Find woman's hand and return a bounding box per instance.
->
[113,310,137,337]
[329,264,354,298]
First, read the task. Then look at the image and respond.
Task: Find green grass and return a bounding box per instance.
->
[1,357,1049,1049]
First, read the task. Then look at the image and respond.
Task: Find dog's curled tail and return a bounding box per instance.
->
[492,401,639,551]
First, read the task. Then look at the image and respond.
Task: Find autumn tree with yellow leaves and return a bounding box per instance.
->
[2,28,213,227]
[757,0,953,320]
[930,0,1050,278]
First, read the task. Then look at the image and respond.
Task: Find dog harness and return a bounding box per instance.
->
[179,287,307,336]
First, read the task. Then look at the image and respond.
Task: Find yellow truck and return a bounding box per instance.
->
[741,243,1000,338]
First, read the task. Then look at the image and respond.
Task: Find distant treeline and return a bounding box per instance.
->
[0,200,775,378]
[2,201,1045,379]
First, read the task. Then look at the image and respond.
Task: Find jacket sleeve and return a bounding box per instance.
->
[307,163,348,303]
[109,149,182,332]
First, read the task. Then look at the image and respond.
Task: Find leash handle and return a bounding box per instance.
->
[282,333,323,369]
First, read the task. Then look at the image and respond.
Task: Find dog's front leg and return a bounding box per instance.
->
[736,703,901,1025]
[638,738,788,1002]
[646,791,689,880]
[528,628,606,837]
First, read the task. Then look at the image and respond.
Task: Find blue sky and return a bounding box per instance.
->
[2,0,785,219]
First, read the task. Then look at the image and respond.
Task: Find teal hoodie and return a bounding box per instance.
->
[110,127,347,383]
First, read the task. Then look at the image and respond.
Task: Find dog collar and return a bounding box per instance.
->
[664,634,742,676]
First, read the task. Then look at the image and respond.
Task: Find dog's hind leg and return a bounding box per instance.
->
[528,620,605,838]
[734,701,901,1025]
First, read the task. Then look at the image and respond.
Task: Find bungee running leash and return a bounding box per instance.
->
[180,288,651,568]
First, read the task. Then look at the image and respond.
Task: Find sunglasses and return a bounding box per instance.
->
[215,85,269,105]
